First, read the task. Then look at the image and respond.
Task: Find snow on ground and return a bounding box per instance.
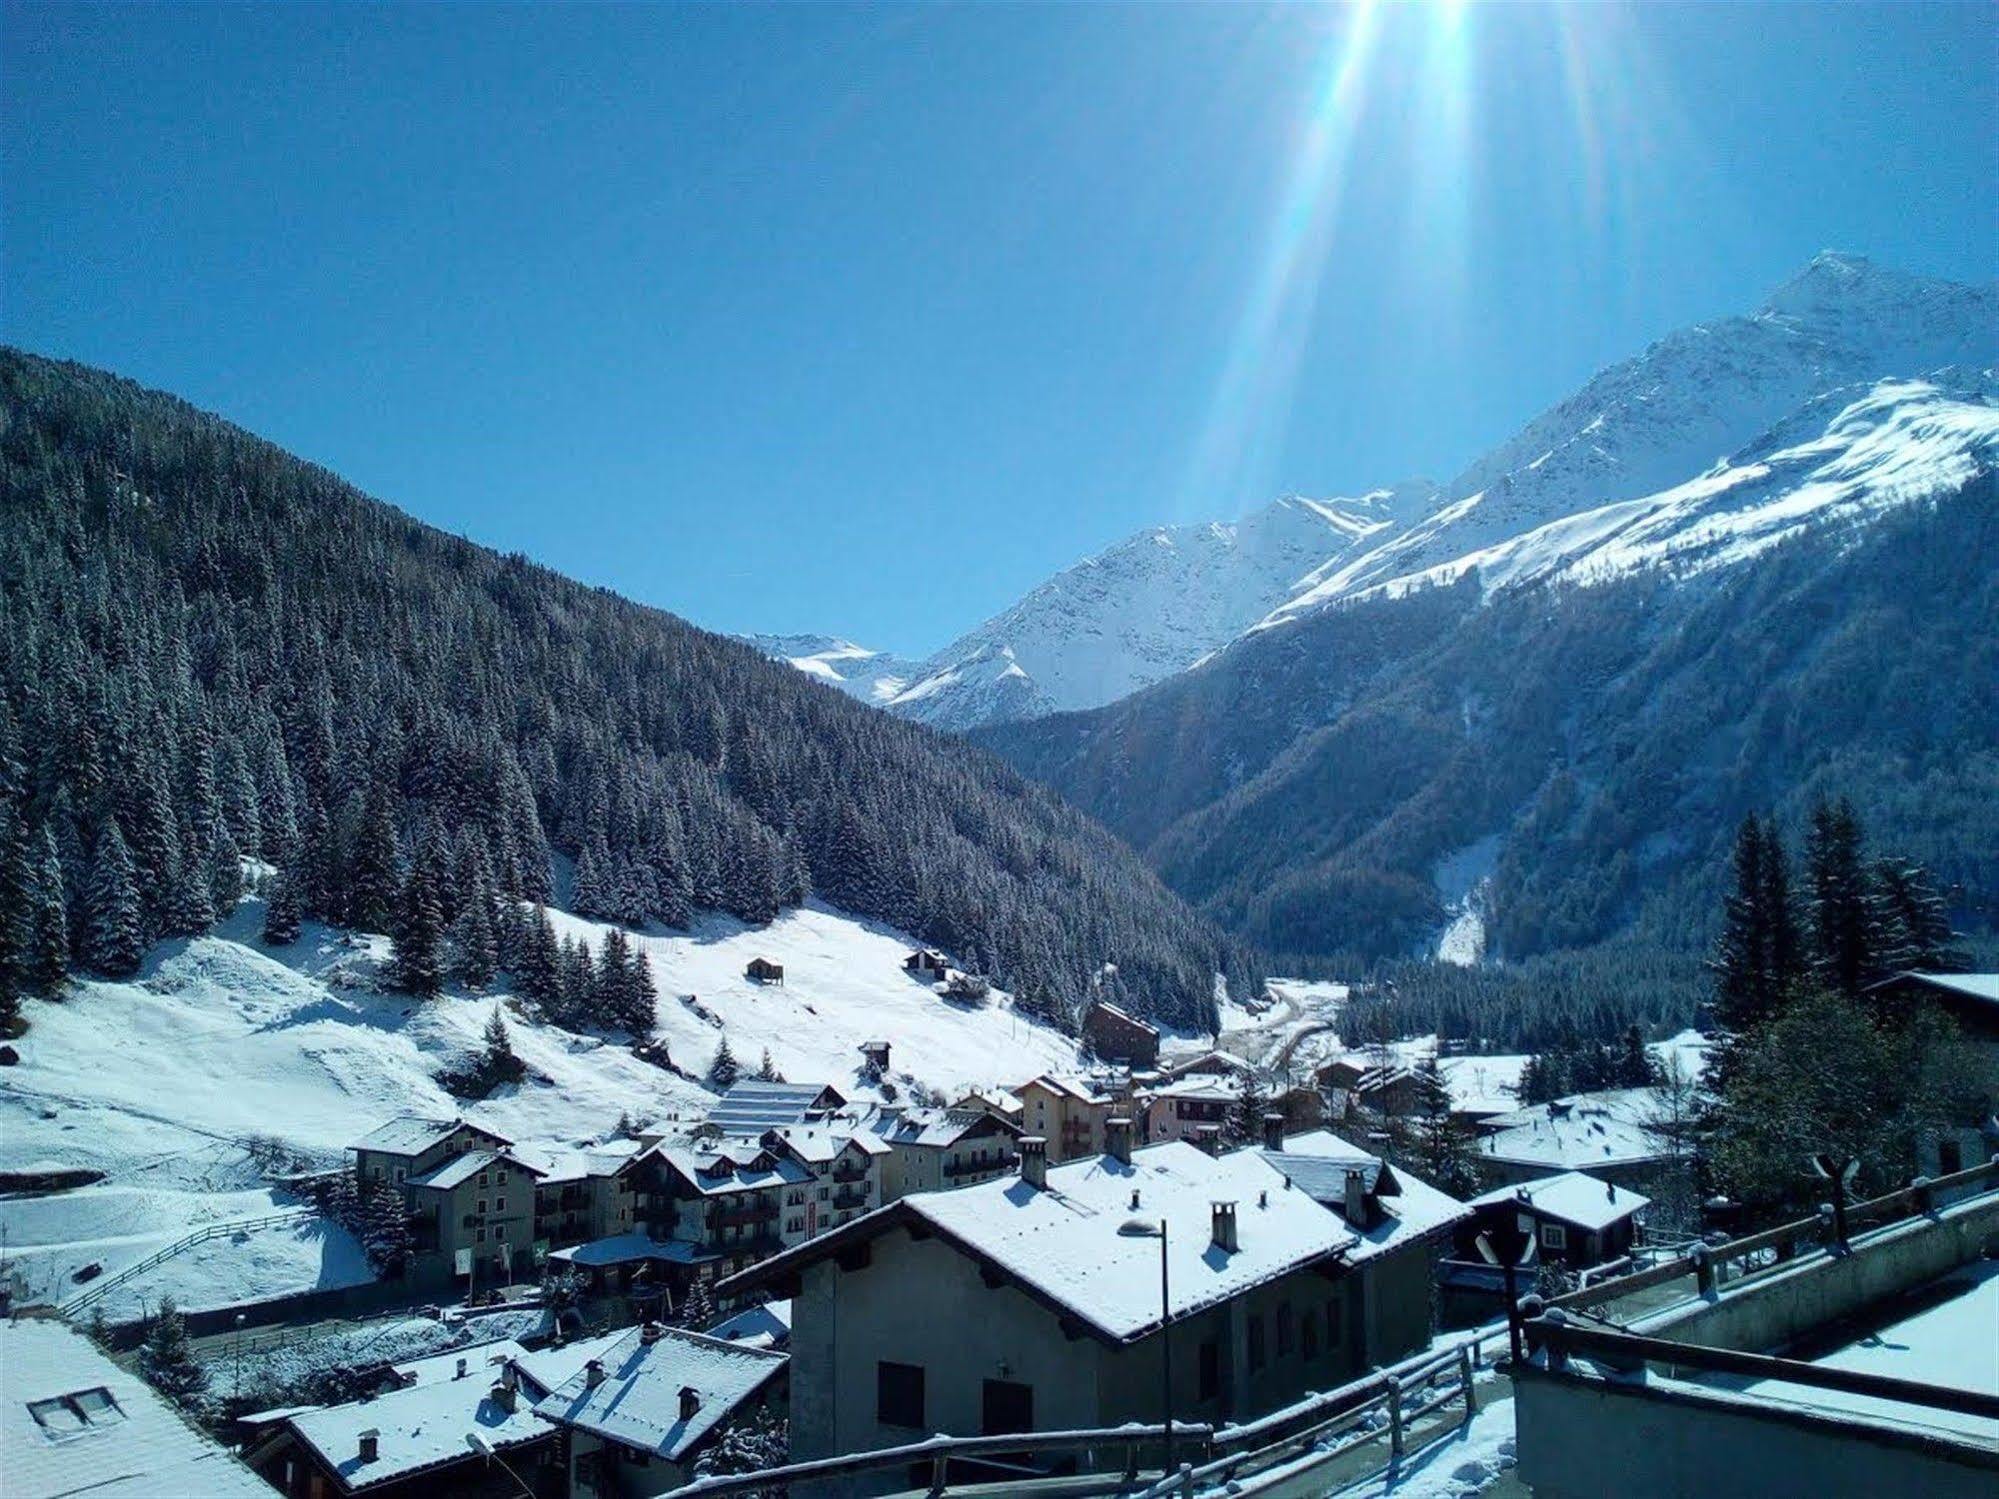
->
[217,1307,556,1407]
[1327,1395,1517,1498]
[0,892,1079,1314]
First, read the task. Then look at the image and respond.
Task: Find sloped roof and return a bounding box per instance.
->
[1477,1088,1673,1172]
[2,1319,272,1498]
[1263,1130,1472,1260]
[1470,1170,1649,1231]
[1090,1001,1160,1037]
[284,1367,549,1490]
[548,1232,719,1269]
[647,1143,814,1196]
[349,1116,506,1156]
[532,1327,787,1462]
[389,1340,529,1389]
[406,1148,545,1192]
[724,1140,1357,1344]
[1881,971,1999,1012]
[509,1330,632,1400]
[708,1299,793,1349]
[1019,1073,1112,1105]
[877,1107,1016,1149]
[704,1081,845,1135]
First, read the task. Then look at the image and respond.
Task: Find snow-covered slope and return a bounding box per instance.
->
[736,634,925,706]
[1336,376,1998,606]
[0,895,1080,1316]
[1259,254,1995,627]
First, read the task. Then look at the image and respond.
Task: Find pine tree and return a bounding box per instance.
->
[1403,1056,1480,1199]
[0,807,30,1013]
[207,814,243,919]
[1805,797,1877,997]
[28,827,69,996]
[346,782,400,933]
[481,1004,526,1086]
[708,1033,740,1089]
[263,855,304,946]
[1228,1072,1272,1146]
[390,848,445,998]
[1711,815,1772,1035]
[137,1296,209,1403]
[82,820,145,977]
[1611,1023,1659,1088]
[360,1178,413,1273]
[516,905,562,1008]
[1870,857,1961,976]
[449,881,499,990]
[755,1048,781,1082]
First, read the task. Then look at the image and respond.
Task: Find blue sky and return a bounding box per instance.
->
[5,3,1992,655]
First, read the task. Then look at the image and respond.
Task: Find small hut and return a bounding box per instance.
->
[745,957,785,986]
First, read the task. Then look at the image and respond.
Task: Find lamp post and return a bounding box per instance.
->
[465,1432,536,1499]
[1118,1215,1174,1473]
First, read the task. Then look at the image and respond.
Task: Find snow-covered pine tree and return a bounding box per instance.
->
[482,1003,526,1086]
[693,1407,789,1489]
[207,814,243,919]
[448,879,499,990]
[137,1296,209,1403]
[263,855,304,946]
[708,1033,740,1089]
[755,1048,781,1082]
[28,826,69,997]
[390,845,444,998]
[345,782,401,934]
[1805,797,1878,998]
[82,820,145,977]
[1403,1056,1480,1198]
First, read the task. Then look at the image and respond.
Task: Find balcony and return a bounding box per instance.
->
[832,1162,869,1184]
[832,1187,869,1211]
[945,1155,1004,1179]
[706,1201,779,1231]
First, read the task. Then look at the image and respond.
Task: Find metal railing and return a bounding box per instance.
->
[1546,1157,1999,1318]
[61,1209,318,1316]
[1527,1315,1999,1423]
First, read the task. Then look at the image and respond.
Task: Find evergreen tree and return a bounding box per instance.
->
[207,814,243,919]
[82,820,145,977]
[1611,1023,1659,1088]
[1870,857,1961,976]
[390,847,444,998]
[481,1004,526,1086]
[137,1297,209,1403]
[27,827,69,997]
[1805,797,1877,997]
[1228,1072,1272,1146]
[448,880,499,990]
[755,1048,782,1082]
[1402,1056,1481,1199]
[262,855,304,947]
[346,782,400,933]
[360,1178,413,1273]
[0,807,30,1012]
[708,1033,741,1089]
[515,905,562,1009]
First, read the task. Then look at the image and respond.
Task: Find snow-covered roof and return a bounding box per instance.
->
[405,1148,545,1192]
[532,1327,787,1462]
[876,1107,1013,1150]
[1477,1088,1674,1172]
[283,1359,550,1490]
[1146,1075,1241,1103]
[1470,1171,1649,1232]
[1888,971,1999,1012]
[2,1318,273,1498]
[538,1141,643,1184]
[390,1339,529,1389]
[548,1232,720,1268]
[768,1122,881,1163]
[1018,1073,1112,1105]
[1090,1001,1159,1037]
[953,1087,1023,1116]
[728,1140,1358,1343]
[509,1330,632,1399]
[704,1081,845,1135]
[649,1142,814,1196]
[707,1299,792,1350]
[1264,1131,1471,1260]
[349,1116,505,1156]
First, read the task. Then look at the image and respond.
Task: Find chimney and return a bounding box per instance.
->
[491,1379,517,1414]
[641,1320,666,1345]
[585,1358,607,1389]
[679,1385,701,1422]
[1106,1117,1133,1166]
[455,1357,469,1380]
[1211,1200,1239,1254]
[1194,1124,1222,1157]
[1262,1113,1285,1152]
[1343,1169,1370,1229]
[1018,1136,1048,1190]
[358,1429,380,1464]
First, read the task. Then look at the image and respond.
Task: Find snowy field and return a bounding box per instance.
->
[0,892,1080,1318]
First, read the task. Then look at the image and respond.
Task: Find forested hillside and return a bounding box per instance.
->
[982,477,1999,976]
[0,350,1254,1033]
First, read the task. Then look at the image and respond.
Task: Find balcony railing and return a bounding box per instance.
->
[831,1162,868,1184]
[944,1155,1003,1179]
[832,1187,869,1211]
[707,1201,779,1230]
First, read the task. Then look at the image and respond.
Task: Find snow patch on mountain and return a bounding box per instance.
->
[737,633,923,705]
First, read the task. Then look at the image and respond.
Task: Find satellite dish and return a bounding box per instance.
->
[1474,1232,1499,1266]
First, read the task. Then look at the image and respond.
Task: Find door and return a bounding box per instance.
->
[982,1378,1033,1435]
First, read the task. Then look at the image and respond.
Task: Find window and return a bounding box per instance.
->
[1275,1302,1295,1356]
[28,1389,125,1433]
[479,1172,490,1187]
[1247,1314,1266,1372]
[496,1224,507,1240]
[497,1170,508,1184]
[476,1227,487,1243]
[878,1362,925,1428]
[982,1379,1034,1435]
[496,1196,506,1212]
[1541,1223,1568,1252]
[1197,1339,1220,1401]
[395,1167,406,1183]
[477,1199,488,1215]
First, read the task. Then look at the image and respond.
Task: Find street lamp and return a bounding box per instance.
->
[466,1432,536,1498]
[1118,1215,1175,1473]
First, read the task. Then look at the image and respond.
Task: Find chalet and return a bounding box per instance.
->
[872,1107,1021,1200]
[858,1040,891,1073]
[1474,1088,1680,1194]
[949,1087,1024,1126]
[764,1120,889,1236]
[4,1317,272,1498]
[403,1147,546,1283]
[1161,1049,1256,1082]
[722,1128,1455,1469]
[627,1138,815,1303]
[350,1116,513,1196]
[943,971,992,1004]
[903,949,950,982]
[1015,1073,1116,1162]
[1273,1084,1327,1133]
[1140,1074,1239,1145]
[745,957,785,985]
[1863,972,1999,1180]
[1464,1172,1648,1272]
[1082,1000,1162,1069]
[533,1323,788,1498]
[1314,1057,1368,1113]
[703,1080,847,1136]
[533,1145,645,1251]
[246,1332,625,1499]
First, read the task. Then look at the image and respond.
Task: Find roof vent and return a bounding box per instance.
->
[679,1385,701,1422]
[455,1357,468,1380]
[491,1379,517,1414]
[1018,1136,1048,1190]
[1130,1189,1142,1210]
[1344,1168,1370,1229]
[358,1429,380,1463]
[585,1358,607,1389]
[641,1320,666,1345]
[1211,1200,1239,1253]
[1194,1125,1222,1157]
